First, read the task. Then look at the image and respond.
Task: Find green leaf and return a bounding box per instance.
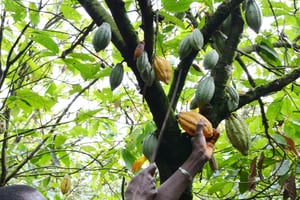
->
[239,169,249,194]
[122,149,136,171]
[159,11,185,28]
[161,0,203,12]
[30,31,59,54]
[54,135,67,147]
[29,2,40,26]
[256,38,281,66]
[60,4,81,21]
[266,100,283,121]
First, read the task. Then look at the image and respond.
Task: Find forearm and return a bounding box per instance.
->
[155,152,208,200]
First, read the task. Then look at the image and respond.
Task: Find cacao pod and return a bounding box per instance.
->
[225,114,251,156]
[222,14,232,36]
[133,41,145,60]
[189,98,198,110]
[136,51,150,73]
[142,133,158,160]
[178,35,193,60]
[212,30,227,53]
[140,64,155,86]
[92,22,111,52]
[60,174,71,194]
[226,85,239,112]
[203,50,219,70]
[245,0,262,33]
[177,111,213,138]
[152,56,172,84]
[194,76,215,107]
[189,29,204,50]
[109,63,124,91]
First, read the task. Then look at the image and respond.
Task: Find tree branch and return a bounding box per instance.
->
[239,67,300,107]
[210,6,244,126]
[137,0,154,61]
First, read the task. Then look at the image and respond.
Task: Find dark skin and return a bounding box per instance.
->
[125,121,220,200]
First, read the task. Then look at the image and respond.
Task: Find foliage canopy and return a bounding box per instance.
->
[0,0,299,199]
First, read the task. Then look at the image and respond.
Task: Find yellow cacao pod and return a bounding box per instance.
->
[92,22,111,52]
[60,174,71,194]
[152,56,172,84]
[177,111,213,138]
[225,114,251,156]
[245,0,262,33]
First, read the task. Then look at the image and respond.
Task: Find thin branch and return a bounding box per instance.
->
[239,67,300,108]
[61,21,96,58]
[4,78,99,183]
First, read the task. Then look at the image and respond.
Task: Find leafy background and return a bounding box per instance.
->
[0,0,299,199]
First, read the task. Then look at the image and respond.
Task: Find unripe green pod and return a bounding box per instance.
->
[203,50,219,70]
[178,35,193,60]
[136,51,150,73]
[213,31,227,53]
[140,63,155,86]
[226,85,239,112]
[109,63,124,91]
[189,29,204,50]
[194,76,215,107]
[225,114,251,156]
[142,133,158,160]
[92,22,111,52]
[245,0,262,33]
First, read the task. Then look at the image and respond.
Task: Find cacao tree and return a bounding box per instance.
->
[0,0,299,199]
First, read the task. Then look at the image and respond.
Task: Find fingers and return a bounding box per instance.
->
[195,120,205,136]
[145,163,157,176]
[206,128,220,149]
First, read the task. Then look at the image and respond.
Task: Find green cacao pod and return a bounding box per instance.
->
[212,30,227,53]
[245,0,262,33]
[142,133,158,160]
[109,63,124,91]
[189,29,204,50]
[152,56,172,84]
[92,22,112,52]
[189,98,198,110]
[136,51,150,73]
[225,114,251,156]
[222,14,232,36]
[203,49,219,70]
[226,85,239,112]
[194,76,215,107]
[140,63,155,86]
[178,35,193,60]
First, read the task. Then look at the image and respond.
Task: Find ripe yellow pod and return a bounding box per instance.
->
[60,174,71,194]
[152,56,173,84]
[177,111,213,138]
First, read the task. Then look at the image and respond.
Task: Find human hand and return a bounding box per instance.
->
[191,120,220,160]
[125,163,157,200]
